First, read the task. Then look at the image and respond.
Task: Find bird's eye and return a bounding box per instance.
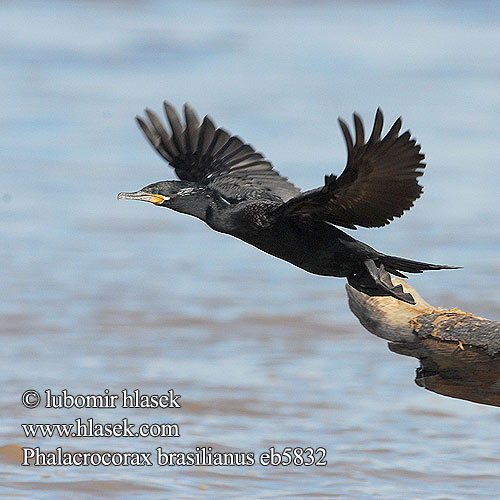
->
[151,188,158,194]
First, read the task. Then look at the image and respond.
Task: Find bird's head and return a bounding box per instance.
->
[117,181,215,217]
[118,180,201,206]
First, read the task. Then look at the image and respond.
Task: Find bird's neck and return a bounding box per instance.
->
[167,186,231,229]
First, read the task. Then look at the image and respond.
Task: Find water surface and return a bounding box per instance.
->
[2,1,500,498]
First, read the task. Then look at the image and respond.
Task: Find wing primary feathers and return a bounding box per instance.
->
[203,129,222,159]
[368,108,384,143]
[144,110,179,159]
[136,102,301,201]
[135,116,157,146]
[214,136,245,161]
[272,108,426,229]
[222,144,255,164]
[207,128,231,158]
[135,116,173,162]
[145,109,174,149]
[338,118,354,154]
[163,101,185,155]
[198,115,217,156]
[353,113,365,146]
[386,116,402,140]
[183,103,200,156]
[225,152,264,168]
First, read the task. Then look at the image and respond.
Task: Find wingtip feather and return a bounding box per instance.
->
[369,108,384,142]
[183,103,200,125]
[353,113,365,146]
[338,117,354,153]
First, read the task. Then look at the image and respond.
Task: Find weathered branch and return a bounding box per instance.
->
[346,277,500,407]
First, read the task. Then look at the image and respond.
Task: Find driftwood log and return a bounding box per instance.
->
[346,277,500,407]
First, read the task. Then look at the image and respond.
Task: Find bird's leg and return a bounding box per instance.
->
[347,260,416,304]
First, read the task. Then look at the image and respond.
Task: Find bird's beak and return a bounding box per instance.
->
[117,190,169,205]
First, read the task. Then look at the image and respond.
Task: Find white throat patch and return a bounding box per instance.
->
[177,187,197,197]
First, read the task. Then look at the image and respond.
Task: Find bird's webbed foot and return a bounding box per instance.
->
[348,260,416,304]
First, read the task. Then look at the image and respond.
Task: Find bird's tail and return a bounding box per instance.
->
[378,254,460,278]
[347,256,460,305]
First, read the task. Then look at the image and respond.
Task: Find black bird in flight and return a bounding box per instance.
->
[118,102,458,304]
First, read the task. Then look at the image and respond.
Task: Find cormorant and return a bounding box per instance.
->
[118,102,458,304]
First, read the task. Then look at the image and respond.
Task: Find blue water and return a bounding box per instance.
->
[2,1,500,498]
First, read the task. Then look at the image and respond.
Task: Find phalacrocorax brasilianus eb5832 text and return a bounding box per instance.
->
[118,102,458,304]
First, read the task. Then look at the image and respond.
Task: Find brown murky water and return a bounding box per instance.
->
[2,1,500,498]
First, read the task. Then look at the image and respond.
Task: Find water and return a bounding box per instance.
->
[2,1,500,498]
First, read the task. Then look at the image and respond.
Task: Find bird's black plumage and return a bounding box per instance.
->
[118,102,458,304]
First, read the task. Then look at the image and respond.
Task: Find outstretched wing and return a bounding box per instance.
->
[136,102,301,203]
[272,109,425,229]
